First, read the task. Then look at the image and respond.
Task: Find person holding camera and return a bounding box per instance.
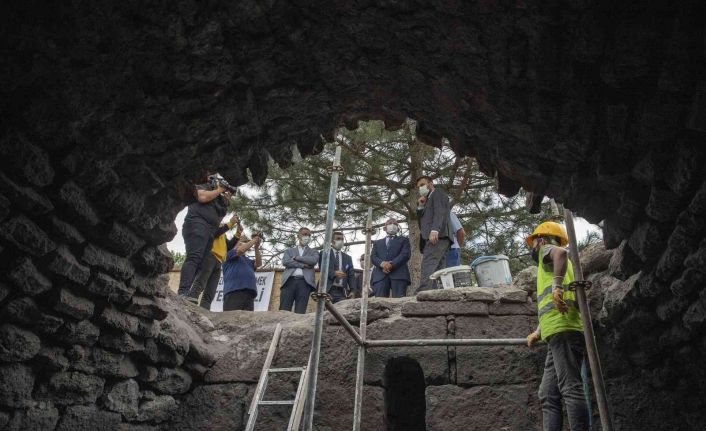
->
[177,173,232,298]
[188,213,242,309]
[222,233,263,311]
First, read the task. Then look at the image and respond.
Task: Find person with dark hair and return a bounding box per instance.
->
[319,231,356,303]
[415,175,453,292]
[370,218,411,297]
[177,174,231,298]
[279,227,318,313]
[222,234,262,311]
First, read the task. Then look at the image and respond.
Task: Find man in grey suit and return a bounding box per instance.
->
[415,175,453,292]
[279,227,318,313]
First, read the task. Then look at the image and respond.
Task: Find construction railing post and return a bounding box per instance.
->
[303,145,342,431]
[352,208,373,431]
[564,209,615,431]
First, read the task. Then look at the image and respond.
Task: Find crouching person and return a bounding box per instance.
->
[222,233,262,311]
[525,222,589,431]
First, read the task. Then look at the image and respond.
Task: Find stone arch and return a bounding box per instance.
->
[0,0,705,429]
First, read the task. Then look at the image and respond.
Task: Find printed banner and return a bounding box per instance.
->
[209,271,275,312]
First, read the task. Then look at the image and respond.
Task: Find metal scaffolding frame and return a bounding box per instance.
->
[299,146,613,431]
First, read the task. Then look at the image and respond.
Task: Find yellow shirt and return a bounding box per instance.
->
[211,221,237,263]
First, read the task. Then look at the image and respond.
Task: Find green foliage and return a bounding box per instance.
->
[232,119,547,272]
[170,251,185,269]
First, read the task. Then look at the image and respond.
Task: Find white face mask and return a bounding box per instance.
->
[385,224,399,235]
[419,185,429,196]
[332,240,344,250]
[299,235,311,246]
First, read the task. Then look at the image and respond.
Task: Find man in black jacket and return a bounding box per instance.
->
[415,175,453,292]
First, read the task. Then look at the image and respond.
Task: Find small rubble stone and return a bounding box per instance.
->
[608,241,642,280]
[99,330,145,353]
[0,215,56,256]
[130,274,169,298]
[136,395,178,423]
[59,320,100,346]
[0,324,41,361]
[683,298,706,332]
[83,244,135,281]
[579,242,614,275]
[55,405,122,431]
[89,272,136,304]
[6,401,59,431]
[71,347,139,378]
[49,246,91,285]
[107,222,146,257]
[134,245,173,275]
[0,171,53,214]
[0,282,9,303]
[57,181,100,226]
[8,256,52,296]
[2,297,64,334]
[401,300,488,317]
[126,296,169,321]
[0,411,8,428]
[0,363,35,407]
[512,266,537,297]
[51,217,85,245]
[34,346,69,372]
[0,194,8,221]
[54,288,95,320]
[104,379,140,420]
[143,339,185,367]
[148,367,192,395]
[47,371,105,405]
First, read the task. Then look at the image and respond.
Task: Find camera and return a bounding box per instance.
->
[207,173,238,194]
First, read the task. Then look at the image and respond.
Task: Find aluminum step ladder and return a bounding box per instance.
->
[245,323,310,431]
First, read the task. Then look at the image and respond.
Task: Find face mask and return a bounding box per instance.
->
[333,240,344,250]
[385,224,399,235]
[419,185,429,196]
[299,235,311,246]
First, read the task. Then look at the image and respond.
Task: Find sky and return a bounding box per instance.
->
[166,206,601,270]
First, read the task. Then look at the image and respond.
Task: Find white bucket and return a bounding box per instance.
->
[429,265,473,289]
[470,255,512,287]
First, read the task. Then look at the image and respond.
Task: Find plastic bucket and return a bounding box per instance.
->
[470,255,512,287]
[429,265,474,289]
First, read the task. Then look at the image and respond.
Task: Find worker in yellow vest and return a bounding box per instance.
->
[525,221,589,431]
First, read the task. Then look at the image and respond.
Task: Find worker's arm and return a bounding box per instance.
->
[548,247,569,314]
[254,239,262,269]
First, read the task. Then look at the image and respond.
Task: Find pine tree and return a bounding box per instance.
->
[231,120,546,291]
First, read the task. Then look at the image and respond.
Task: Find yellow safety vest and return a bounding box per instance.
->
[536,245,583,340]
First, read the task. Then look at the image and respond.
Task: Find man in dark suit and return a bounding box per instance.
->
[415,175,453,292]
[319,231,356,303]
[371,218,411,297]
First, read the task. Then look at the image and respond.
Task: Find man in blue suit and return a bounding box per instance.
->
[371,219,411,298]
[319,231,356,303]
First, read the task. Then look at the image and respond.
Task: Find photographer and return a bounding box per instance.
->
[222,233,263,311]
[177,173,233,298]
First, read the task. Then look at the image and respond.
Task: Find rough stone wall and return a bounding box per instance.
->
[1,0,706,429]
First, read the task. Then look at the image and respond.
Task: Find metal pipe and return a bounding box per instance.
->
[352,208,373,431]
[303,145,342,431]
[366,338,528,347]
[324,301,364,346]
[564,208,614,431]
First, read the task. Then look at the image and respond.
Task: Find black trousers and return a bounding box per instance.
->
[279,277,312,314]
[189,253,221,310]
[178,220,213,295]
[224,290,256,311]
[329,286,348,303]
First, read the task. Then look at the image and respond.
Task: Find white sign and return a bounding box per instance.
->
[209,271,275,312]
